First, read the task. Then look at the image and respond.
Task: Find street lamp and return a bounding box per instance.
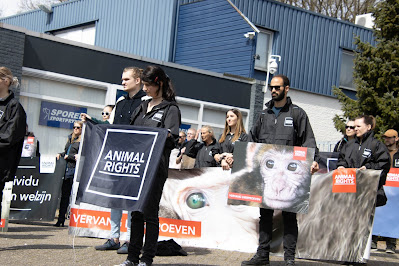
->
[264,55,281,93]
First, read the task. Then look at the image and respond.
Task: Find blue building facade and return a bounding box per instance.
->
[175,0,375,96]
[0,0,177,61]
[0,0,375,97]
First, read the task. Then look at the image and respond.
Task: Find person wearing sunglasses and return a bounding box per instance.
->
[81,105,115,124]
[54,121,83,227]
[242,74,319,266]
[334,120,356,152]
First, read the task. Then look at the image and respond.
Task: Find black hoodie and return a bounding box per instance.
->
[0,92,27,182]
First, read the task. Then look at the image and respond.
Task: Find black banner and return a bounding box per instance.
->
[318,152,339,173]
[10,157,65,221]
[76,119,168,211]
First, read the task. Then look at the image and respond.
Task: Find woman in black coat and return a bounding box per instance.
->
[120,66,181,266]
[0,67,26,221]
[337,115,390,189]
[54,121,83,227]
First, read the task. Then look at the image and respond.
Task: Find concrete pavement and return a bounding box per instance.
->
[1,220,398,266]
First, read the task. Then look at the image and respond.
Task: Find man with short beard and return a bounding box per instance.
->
[242,74,319,266]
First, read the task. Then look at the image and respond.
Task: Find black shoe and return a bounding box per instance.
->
[138,262,151,266]
[114,259,138,266]
[53,221,64,227]
[241,254,270,265]
[386,246,396,254]
[286,260,295,266]
[117,242,129,254]
[95,239,120,250]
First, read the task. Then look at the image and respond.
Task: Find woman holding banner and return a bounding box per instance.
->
[0,66,26,222]
[337,115,390,189]
[118,65,181,266]
[54,121,83,227]
[213,108,248,170]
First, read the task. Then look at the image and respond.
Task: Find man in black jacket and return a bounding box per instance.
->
[242,74,319,266]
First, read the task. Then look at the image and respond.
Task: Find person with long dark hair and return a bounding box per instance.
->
[54,121,83,227]
[0,66,26,222]
[118,65,181,266]
[213,108,248,170]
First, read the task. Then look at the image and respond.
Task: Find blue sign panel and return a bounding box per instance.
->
[39,101,87,129]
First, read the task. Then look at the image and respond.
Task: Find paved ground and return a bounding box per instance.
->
[1,220,399,266]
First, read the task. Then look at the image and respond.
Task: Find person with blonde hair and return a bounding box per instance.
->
[0,66,26,222]
[213,108,248,170]
[54,121,83,227]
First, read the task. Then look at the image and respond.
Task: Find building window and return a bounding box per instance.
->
[52,23,96,45]
[339,50,355,90]
[254,30,273,72]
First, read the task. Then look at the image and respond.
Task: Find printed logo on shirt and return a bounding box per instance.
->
[208,151,212,156]
[362,148,372,158]
[395,159,399,168]
[0,110,3,119]
[152,111,164,123]
[284,117,294,127]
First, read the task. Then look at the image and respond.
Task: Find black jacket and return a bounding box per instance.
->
[334,135,350,152]
[393,150,399,168]
[0,92,27,182]
[114,89,146,125]
[213,132,248,155]
[250,97,318,160]
[337,131,390,188]
[59,134,81,169]
[130,99,181,152]
[194,138,218,168]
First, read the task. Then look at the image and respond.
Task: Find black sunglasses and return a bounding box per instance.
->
[345,126,355,129]
[102,112,110,116]
[268,85,284,91]
[73,126,81,129]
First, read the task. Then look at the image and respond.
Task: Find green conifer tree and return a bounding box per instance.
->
[333,0,399,137]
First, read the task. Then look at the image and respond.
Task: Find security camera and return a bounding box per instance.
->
[244,32,256,40]
[268,58,278,74]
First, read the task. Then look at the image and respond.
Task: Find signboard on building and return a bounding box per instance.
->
[39,101,87,129]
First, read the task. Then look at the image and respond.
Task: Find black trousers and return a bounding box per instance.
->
[257,208,298,261]
[127,156,168,264]
[57,177,73,223]
[0,181,5,221]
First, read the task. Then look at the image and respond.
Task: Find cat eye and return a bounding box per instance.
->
[265,160,274,168]
[186,192,206,209]
[287,162,298,171]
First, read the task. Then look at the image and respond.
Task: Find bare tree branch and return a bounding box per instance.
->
[18,0,69,12]
[277,0,378,22]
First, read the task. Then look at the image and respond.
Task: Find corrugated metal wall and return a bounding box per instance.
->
[0,0,177,62]
[231,0,375,95]
[174,0,255,77]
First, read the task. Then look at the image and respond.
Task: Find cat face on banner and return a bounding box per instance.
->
[160,169,259,250]
[246,143,311,210]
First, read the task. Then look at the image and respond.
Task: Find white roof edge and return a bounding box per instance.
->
[226,0,260,33]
